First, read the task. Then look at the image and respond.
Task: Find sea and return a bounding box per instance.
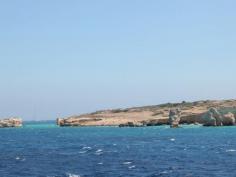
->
[0,121,236,177]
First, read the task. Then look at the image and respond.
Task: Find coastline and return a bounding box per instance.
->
[2,99,236,128]
[57,99,236,127]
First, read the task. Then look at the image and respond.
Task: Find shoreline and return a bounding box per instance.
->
[2,99,236,128]
[57,99,236,127]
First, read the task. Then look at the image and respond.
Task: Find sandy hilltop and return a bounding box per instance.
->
[57,99,236,127]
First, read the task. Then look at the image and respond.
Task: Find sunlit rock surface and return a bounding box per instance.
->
[57,99,236,127]
[0,118,22,128]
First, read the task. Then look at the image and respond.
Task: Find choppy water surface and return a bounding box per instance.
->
[0,122,236,177]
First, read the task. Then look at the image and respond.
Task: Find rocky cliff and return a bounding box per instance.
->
[57,99,236,127]
[0,118,22,128]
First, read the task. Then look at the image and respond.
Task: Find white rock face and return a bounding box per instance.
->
[202,108,235,126]
[0,118,22,128]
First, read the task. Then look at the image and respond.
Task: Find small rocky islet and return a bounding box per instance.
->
[57,99,236,128]
[0,118,22,128]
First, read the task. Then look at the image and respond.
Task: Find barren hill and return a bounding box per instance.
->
[57,99,236,126]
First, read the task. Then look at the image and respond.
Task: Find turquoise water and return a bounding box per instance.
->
[0,122,236,177]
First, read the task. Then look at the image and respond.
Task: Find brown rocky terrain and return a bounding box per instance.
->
[0,118,22,128]
[57,99,236,127]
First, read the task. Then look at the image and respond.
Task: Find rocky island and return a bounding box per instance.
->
[57,99,236,127]
[0,118,22,128]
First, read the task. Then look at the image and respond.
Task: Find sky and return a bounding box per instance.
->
[0,0,236,120]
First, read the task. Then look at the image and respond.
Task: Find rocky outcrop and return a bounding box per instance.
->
[0,118,22,128]
[222,112,235,126]
[202,108,236,126]
[202,108,222,126]
[142,118,168,126]
[57,117,102,126]
[180,113,205,124]
[119,118,169,127]
[56,118,63,125]
[119,122,143,127]
[169,108,181,128]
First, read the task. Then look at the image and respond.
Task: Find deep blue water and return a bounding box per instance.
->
[0,122,236,177]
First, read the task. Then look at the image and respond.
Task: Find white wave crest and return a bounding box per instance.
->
[123,161,132,165]
[129,165,136,169]
[226,149,236,152]
[67,173,81,177]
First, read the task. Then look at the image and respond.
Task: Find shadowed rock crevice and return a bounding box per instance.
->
[222,112,235,126]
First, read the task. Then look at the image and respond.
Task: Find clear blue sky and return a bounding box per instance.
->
[0,0,236,120]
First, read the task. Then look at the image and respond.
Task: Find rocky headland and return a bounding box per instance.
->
[0,118,22,128]
[57,99,236,127]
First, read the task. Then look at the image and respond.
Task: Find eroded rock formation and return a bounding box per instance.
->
[57,117,102,126]
[222,112,235,126]
[202,108,222,126]
[169,108,181,128]
[118,118,169,127]
[0,118,22,128]
[202,108,236,126]
[141,118,168,126]
[119,122,143,127]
